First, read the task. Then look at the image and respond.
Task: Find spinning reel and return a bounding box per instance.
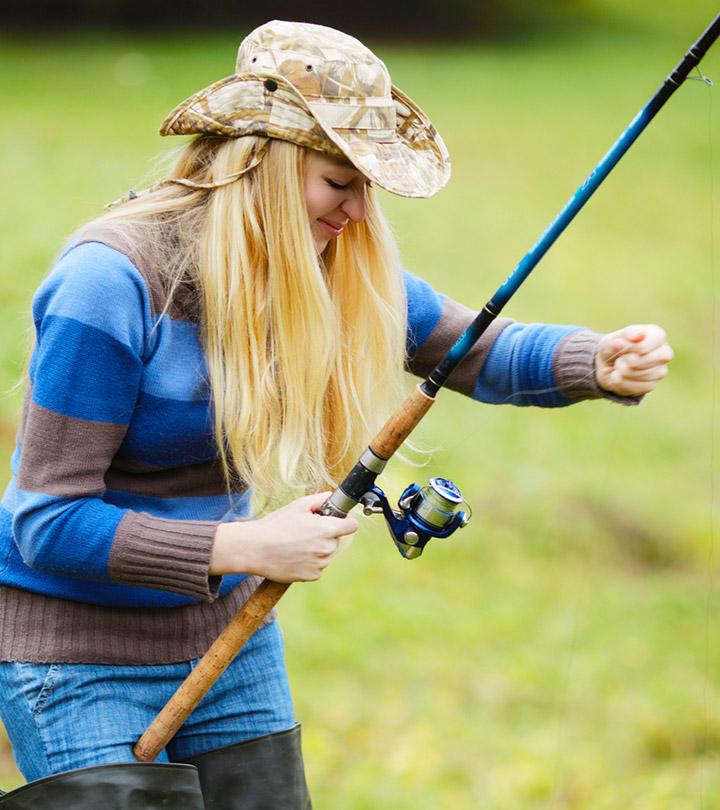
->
[360,476,470,559]
[322,447,471,559]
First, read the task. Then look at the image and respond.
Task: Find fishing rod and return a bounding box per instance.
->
[134,12,720,762]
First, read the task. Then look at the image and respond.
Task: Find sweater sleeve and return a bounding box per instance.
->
[404,270,640,408]
[12,242,222,602]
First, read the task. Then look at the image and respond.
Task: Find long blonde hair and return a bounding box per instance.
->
[96,135,407,509]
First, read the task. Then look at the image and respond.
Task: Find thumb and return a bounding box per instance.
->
[301,491,333,513]
[620,325,646,345]
[599,327,646,362]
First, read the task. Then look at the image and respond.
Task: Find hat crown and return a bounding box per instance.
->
[236,20,392,102]
[160,19,450,198]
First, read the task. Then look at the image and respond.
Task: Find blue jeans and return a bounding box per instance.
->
[0,621,295,782]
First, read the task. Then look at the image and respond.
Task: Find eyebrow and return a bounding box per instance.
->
[325,156,358,171]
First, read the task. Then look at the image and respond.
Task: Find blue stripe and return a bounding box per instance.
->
[1,477,21,513]
[404,270,444,355]
[0,507,11,576]
[34,243,149,357]
[9,444,20,478]
[104,488,252,521]
[120,390,217,467]
[31,315,142,424]
[142,317,210,402]
[12,488,123,579]
[474,324,578,407]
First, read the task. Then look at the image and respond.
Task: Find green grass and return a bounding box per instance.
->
[1,5,720,806]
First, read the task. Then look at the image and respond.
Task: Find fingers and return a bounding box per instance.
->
[313,537,340,560]
[602,324,667,360]
[614,344,673,372]
[321,514,359,539]
[614,362,669,383]
[603,373,664,396]
[596,324,672,397]
[296,491,359,537]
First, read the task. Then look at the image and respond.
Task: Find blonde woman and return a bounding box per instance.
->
[0,20,672,810]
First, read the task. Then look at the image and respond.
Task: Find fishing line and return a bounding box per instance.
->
[424,341,642,474]
[699,68,717,810]
[407,48,720,810]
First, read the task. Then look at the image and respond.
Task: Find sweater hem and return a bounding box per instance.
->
[0,579,275,664]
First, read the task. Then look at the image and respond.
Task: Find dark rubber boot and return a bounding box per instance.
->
[0,762,204,809]
[180,724,312,809]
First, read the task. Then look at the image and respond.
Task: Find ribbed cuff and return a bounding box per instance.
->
[109,512,222,602]
[553,330,642,406]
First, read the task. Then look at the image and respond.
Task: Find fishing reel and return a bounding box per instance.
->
[359,477,471,559]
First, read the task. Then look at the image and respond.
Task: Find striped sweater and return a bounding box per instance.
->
[0,224,620,663]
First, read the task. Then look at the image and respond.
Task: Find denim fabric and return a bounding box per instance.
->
[0,621,294,782]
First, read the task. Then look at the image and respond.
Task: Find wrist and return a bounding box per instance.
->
[210,521,258,575]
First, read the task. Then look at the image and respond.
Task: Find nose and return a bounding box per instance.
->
[340,185,367,223]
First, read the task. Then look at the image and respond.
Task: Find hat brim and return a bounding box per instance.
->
[160,73,450,199]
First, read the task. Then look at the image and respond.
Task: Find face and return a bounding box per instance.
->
[304,151,370,253]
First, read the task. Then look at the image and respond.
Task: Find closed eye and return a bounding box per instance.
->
[324,178,373,192]
[324,178,350,190]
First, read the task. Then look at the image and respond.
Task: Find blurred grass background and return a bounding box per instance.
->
[1,1,720,807]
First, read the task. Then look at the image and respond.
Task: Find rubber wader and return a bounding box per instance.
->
[179,725,312,810]
[0,762,204,809]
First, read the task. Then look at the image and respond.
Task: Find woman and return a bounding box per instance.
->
[0,19,672,809]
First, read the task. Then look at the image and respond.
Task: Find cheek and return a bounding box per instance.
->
[304,181,336,221]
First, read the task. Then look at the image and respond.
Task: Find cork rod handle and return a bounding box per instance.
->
[135,389,435,761]
[370,384,435,459]
[133,578,289,762]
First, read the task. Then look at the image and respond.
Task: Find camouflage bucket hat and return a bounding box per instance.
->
[159,20,450,198]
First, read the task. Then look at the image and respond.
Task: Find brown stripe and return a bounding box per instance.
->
[407,298,514,397]
[73,224,200,324]
[105,457,238,499]
[17,399,127,497]
[0,579,275,664]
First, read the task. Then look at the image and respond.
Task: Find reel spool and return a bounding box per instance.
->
[361,476,470,559]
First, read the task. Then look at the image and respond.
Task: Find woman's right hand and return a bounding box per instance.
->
[210,492,358,582]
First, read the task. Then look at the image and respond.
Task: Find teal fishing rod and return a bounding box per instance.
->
[136,13,720,762]
[321,11,720,560]
[424,11,720,398]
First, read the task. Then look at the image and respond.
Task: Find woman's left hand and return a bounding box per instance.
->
[595,324,673,397]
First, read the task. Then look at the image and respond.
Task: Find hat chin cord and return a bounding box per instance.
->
[105,138,270,209]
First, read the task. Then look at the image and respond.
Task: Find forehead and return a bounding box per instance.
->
[306,151,360,174]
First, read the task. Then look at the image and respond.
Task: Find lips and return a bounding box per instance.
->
[318,218,346,237]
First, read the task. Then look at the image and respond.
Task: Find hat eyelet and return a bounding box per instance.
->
[306,64,313,71]
[264,78,278,92]
[251,56,257,63]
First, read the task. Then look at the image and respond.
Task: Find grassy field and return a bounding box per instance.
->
[1,3,719,807]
